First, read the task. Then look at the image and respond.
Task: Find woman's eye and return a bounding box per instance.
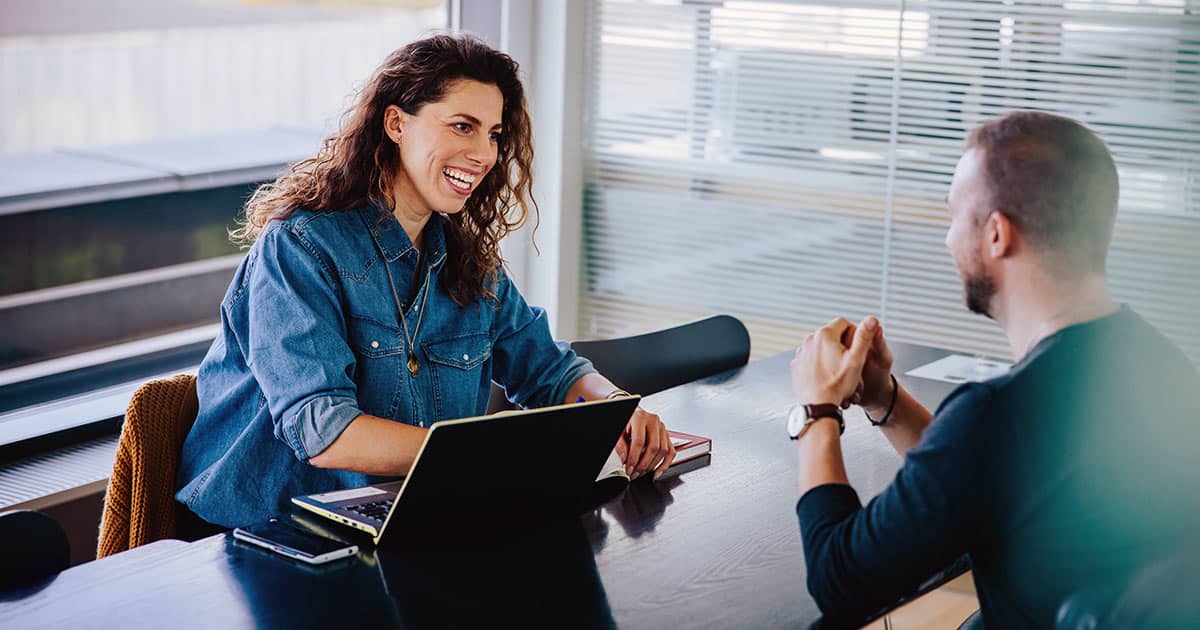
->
[453,122,472,133]
[489,132,502,143]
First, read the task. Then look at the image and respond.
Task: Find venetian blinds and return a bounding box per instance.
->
[579,0,1200,364]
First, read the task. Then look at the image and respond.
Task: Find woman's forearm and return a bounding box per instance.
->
[307,414,427,475]
[564,372,623,403]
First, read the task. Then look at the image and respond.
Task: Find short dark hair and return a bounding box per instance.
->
[967,111,1119,272]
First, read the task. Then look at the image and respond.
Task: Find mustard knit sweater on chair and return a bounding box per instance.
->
[97,374,198,558]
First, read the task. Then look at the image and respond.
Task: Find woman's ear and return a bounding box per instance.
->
[383,105,405,144]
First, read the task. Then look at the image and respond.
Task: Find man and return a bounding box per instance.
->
[789,111,1200,628]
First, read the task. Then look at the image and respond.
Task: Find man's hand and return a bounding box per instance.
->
[791,316,878,406]
[614,407,676,480]
[842,317,895,414]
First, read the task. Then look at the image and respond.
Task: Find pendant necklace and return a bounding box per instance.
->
[380,247,432,378]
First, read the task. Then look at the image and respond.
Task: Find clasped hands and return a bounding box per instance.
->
[618,315,894,475]
[790,316,897,420]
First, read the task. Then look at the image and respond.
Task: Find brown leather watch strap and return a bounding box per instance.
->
[802,403,845,435]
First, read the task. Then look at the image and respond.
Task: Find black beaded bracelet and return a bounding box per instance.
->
[865,373,899,427]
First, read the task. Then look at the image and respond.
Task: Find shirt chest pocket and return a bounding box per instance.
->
[348,316,406,419]
[422,332,492,421]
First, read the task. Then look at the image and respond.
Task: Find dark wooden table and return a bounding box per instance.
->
[0,342,959,629]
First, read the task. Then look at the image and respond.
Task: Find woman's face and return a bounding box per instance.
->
[388,79,503,217]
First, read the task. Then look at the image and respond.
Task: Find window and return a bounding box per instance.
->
[1,0,448,154]
[0,0,448,421]
[580,0,1200,364]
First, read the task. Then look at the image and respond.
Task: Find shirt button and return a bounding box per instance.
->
[370,341,379,349]
[462,353,469,361]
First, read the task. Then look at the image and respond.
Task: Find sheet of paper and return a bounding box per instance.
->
[595,440,690,482]
[905,354,1012,384]
[595,448,629,482]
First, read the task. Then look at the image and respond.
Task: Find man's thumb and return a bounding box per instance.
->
[847,316,878,368]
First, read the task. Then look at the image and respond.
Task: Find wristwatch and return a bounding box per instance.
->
[787,403,845,440]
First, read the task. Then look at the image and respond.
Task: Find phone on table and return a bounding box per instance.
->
[233,519,358,564]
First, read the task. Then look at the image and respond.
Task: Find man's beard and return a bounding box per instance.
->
[963,266,996,318]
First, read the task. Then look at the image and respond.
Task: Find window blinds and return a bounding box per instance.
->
[580,0,1199,364]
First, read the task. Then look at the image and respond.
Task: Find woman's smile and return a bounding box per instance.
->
[442,166,478,197]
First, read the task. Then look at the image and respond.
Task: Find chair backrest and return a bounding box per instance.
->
[488,315,750,412]
[571,314,751,395]
[0,510,69,592]
[97,373,199,558]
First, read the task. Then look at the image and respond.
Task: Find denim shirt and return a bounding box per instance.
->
[176,206,595,527]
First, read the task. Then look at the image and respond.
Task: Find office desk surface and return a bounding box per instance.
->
[1,342,960,629]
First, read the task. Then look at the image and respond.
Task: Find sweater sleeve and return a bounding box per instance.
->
[795,383,997,625]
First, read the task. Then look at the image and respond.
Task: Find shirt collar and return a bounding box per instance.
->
[1015,303,1129,369]
[359,206,448,269]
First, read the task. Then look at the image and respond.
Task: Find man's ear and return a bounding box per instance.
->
[383,105,406,143]
[987,210,1016,259]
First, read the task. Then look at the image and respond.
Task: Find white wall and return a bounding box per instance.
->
[494,0,589,339]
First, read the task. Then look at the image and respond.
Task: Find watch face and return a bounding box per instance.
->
[786,405,805,438]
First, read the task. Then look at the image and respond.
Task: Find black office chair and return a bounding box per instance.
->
[488,314,751,412]
[957,610,984,630]
[1056,540,1200,629]
[0,509,70,592]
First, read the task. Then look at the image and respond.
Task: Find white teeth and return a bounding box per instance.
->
[442,167,476,191]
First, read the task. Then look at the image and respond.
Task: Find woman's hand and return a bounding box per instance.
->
[614,407,676,480]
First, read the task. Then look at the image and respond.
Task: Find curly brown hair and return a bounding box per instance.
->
[233,33,535,305]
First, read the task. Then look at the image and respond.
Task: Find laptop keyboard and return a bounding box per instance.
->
[346,499,393,522]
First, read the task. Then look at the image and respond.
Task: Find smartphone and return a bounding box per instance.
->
[233,520,358,564]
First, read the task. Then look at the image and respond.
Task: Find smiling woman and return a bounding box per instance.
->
[232,35,531,308]
[174,34,676,530]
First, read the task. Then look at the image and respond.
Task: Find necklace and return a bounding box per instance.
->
[381,249,433,378]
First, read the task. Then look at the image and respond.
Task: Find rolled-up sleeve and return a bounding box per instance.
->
[489,271,596,408]
[244,226,364,461]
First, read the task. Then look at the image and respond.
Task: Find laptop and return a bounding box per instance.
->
[291,396,640,548]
